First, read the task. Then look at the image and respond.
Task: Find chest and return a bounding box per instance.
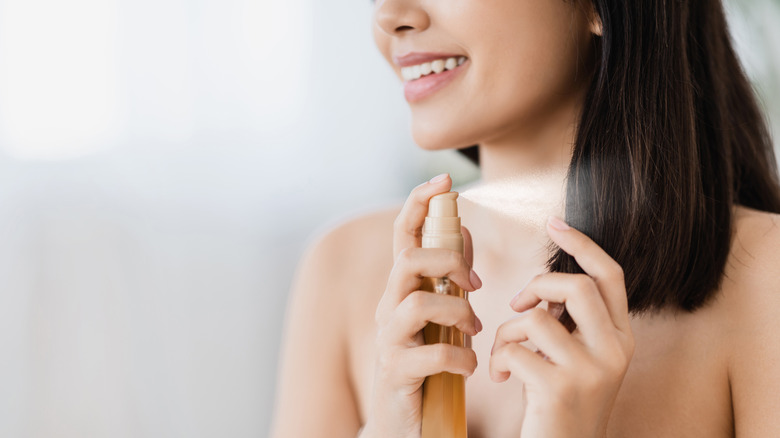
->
[348,285,734,438]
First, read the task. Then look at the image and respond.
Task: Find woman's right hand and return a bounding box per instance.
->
[361,173,483,438]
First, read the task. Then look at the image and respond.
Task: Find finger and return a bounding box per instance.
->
[492,307,586,366]
[546,216,630,332]
[462,225,474,268]
[489,342,552,383]
[393,173,452,260]
[376,247,479,325]
[509,273,615,347]
[388,344,478,383]
[381,291,480,346]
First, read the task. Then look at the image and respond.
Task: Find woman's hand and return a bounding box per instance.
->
[489,216,635,438]
[361,174,483,438]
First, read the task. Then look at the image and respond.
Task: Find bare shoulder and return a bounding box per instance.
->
[297,203,403,315]
[719,205,780,436]
[270,204,402,437]
[728,205,780,277]
[304,203,402,282]
[720,205,780,318]
[720,204,780,340]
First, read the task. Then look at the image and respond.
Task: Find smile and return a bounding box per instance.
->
[401,56,467,82]
[402,57,469,103]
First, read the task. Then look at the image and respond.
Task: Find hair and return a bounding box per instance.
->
[457,0,780,326]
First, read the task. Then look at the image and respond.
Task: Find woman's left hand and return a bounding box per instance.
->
[489,216,635,438]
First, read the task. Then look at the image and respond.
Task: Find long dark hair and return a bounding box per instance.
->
[458,0,780,322]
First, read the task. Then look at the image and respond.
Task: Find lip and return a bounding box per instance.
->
[393,51,467,67]
[403,58,469,103]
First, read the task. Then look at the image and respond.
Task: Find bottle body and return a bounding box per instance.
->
[420,278,468,438]
[420,192,468,438]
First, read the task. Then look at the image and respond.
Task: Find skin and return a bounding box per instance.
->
[270,0,780,436]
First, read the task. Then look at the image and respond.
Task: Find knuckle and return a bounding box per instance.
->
[392,215,402,231]
[377,348,399,373]
[397,247,416,264]
[431,344,453,366]
[392,216,411,237]
[572,274,597,295]
[456,297,473,318]
[615,339,635,368]
[526,273,542,288]
[465,349,478,375]
[608,260,625,281]
[488,348,499,368]
[494,323,507,342]
[526,307,549,326]
[404,290,428,311]
[503,343,521,358]
[445,249,462,269]
[599,345,630,376]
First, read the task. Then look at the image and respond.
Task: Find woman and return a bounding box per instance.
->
[271,0,780,436]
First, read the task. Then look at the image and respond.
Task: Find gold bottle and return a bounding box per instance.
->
[420,191,468,438]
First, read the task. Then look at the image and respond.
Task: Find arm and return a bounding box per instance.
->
[270,226,362,438]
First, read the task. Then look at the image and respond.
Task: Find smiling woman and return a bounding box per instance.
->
[270,0,780,436]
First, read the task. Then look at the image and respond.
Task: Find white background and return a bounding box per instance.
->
[0,0,776,436]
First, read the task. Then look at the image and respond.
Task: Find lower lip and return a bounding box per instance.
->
[403,60,468,103]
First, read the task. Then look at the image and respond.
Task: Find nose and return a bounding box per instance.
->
[374,0,430,36]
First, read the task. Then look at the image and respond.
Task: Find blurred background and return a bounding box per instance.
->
[0,0,777,436]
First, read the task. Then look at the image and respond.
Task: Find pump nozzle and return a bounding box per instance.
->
[427,192,459,218]
[423,192,463,246]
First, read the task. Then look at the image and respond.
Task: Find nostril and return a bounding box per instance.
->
[395,25,414,32]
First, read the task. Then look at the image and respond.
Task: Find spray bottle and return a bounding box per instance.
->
[420,191,468,438]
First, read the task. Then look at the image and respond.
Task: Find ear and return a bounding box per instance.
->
[587,2,603,37]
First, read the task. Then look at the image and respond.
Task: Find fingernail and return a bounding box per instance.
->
[474,315,483,333]
[547,215,570,231]
[429,173,449,184]
[469,270,482,289]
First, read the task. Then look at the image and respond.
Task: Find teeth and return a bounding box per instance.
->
[400,56,467,81]
[412,64,422,79]
[444,57,457,70]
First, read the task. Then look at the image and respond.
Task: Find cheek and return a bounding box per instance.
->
[481,32,585,121]
[481,7,588,109]
[410,6,591,149]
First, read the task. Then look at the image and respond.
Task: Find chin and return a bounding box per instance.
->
[410,120,476,151]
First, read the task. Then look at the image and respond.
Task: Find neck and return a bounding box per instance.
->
[456,94,583,260]
[478,93,582,183]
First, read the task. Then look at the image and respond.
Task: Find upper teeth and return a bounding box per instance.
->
[401,56,467,81]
